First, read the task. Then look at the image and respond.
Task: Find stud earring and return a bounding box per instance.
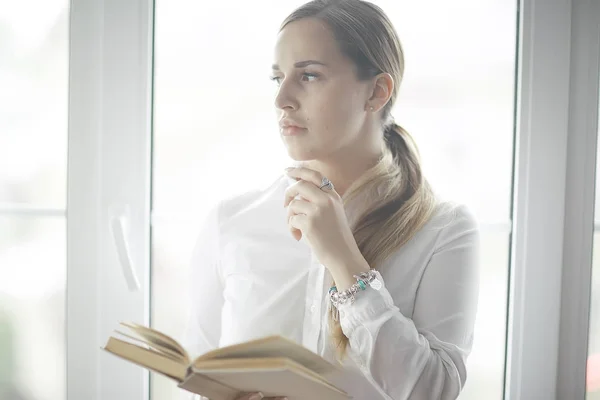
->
[369,106,374,111]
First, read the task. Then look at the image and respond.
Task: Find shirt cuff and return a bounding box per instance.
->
[337,271,397,335]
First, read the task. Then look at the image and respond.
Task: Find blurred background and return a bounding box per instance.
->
[0,1,599,399]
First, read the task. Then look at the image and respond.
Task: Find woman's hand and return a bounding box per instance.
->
[235,392,287,400]
[283,166,366,272]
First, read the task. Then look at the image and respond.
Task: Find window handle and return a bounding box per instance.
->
[109,206,141,292]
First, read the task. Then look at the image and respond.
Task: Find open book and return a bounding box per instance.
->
[102,322,350,400]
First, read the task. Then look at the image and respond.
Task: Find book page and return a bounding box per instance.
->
[193,357,343,392]
[120,322,190,363]
[191,357,350,400]
[114,330,186,363]
[194,335,340,376]
[102,337,188,381]
[178,371,240,400]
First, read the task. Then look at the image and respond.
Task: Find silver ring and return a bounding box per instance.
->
[319,176,334,191]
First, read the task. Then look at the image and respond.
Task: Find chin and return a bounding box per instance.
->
[285,147,322,162]
[282,135,332,162]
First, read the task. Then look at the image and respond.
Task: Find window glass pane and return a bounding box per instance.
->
[0,2,68,400]
[0,2,69,208]
[587,67,600,399]
[589,231,600,399]
[0,216,66,400]
[152,2,517,399]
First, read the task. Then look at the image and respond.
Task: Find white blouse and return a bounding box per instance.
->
[181,174,480,400]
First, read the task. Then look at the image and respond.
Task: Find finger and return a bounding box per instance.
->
[287,211,304,241]
[288,213,309,240]
[286,197,315,217]
[286,198,315,241]
[285,166,323,187]
[284,180,327,207]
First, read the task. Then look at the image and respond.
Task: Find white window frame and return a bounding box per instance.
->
[556,0,600,398]
[67,0,153,398]
[506,0,599,399]
[65,0,600,399]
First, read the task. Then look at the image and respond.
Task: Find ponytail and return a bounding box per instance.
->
[328,121,438,360]
[383,122,425,192]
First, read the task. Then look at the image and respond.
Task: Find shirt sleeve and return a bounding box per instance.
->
[337,204,480,400]
[179,202,225,400]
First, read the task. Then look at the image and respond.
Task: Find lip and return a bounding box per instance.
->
[279,118,307,136]
[279,117,306,129]
[281,126,306,136]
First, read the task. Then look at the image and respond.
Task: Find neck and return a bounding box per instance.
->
[299,140,384,198]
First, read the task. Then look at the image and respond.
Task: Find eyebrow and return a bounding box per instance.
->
[271,60,328,70]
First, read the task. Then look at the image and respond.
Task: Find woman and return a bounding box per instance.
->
[183,1,480,399]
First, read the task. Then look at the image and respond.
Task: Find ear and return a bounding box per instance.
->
[366,73,394,112]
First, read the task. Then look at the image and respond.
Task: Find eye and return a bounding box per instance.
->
[269,75,282,86]
[301,72,319,82]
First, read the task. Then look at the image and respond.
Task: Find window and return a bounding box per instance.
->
[151,1,517,399]
[588,58,600,400]
[0,2,69,400]
[62,0,600,399]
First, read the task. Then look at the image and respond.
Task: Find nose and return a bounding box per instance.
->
[274,79,299,111]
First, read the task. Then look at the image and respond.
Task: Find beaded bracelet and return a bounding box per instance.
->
[328,269,382,320]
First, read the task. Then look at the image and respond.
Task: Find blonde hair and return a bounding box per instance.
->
[280,0,438,359]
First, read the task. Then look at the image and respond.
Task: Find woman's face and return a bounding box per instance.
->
[272,18,373,162]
